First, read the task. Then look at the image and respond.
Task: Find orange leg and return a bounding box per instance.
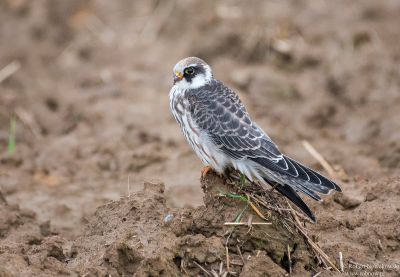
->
[201,166,214,179]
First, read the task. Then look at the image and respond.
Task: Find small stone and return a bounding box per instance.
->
[334,193,362,209]
[163,214,174,222]
[365,192,378,202]
[40,221,52,237]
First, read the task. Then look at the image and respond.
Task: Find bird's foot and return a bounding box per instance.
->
[201,166,214,179]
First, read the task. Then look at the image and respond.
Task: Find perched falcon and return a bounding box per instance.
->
[169,57,341,222]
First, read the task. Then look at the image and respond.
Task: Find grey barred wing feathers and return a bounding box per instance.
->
[187,80,306,179]
[186,80,341,221]
[187,80,283,162]
[188,81,340,192]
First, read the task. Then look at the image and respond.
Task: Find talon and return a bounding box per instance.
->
[201,166,213,179]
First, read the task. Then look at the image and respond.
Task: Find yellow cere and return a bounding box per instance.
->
[175,71,183,79]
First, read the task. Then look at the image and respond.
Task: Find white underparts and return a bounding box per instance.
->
[170,86,229,173]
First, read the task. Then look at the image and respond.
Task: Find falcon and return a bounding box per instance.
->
[169,57,341,222]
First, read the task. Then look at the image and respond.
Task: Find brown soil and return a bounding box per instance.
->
[0,0,399,276]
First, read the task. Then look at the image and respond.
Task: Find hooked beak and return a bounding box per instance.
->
[173,71,184,84]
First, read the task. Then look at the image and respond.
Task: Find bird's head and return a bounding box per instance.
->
[173,57,213,90]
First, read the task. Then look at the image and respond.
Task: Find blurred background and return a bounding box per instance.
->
[1,0,399,237]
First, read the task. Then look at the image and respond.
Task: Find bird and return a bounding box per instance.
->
[169,57,341,222]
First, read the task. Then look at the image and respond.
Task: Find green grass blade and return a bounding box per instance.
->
[218,188,249,202]
[234,204,249,223]
[240,173,247,187]
[7,116,16,154]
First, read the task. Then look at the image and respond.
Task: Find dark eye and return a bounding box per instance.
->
[184,67,195,76]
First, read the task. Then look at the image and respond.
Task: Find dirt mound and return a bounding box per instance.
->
[1,175,399,276]
[69,175,315,276]
[0,177,313,276]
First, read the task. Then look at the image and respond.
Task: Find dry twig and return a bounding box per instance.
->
[287,244,292,274]
[193,261,211,276]
[339,251,344,272]
[0,60,20,84]
[224,222,271,226]
[14,107,42,139]
[302,140,335,178]
[225,246,230,273]
[236,245,245,266]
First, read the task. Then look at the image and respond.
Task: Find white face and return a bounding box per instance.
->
[173,63,213,90]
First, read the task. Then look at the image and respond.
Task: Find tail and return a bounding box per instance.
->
[266,178,316,223]
[254,155,342,223]
[283,156,342,194]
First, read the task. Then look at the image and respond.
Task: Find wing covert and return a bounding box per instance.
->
[186,79,340,193]
[187,80,283,162]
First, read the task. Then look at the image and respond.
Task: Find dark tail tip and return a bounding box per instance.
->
[334,182,342,193]
[272,182,316,223]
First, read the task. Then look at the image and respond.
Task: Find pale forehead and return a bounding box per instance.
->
[173,57,208,72]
